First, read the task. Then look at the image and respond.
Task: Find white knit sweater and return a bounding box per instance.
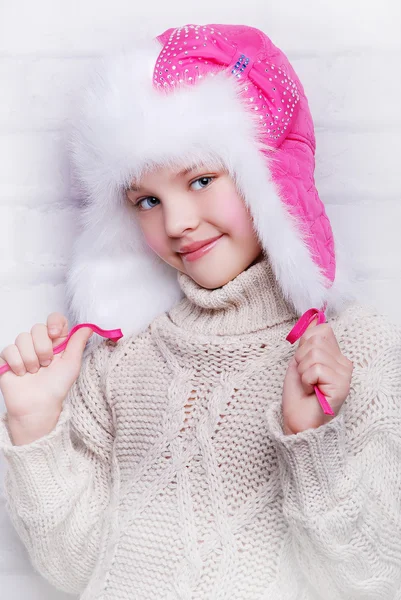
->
[1,260,401,600]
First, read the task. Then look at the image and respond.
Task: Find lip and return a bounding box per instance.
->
[179,235,222,254]
[179,235,223,262]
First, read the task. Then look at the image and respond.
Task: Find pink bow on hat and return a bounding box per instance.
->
[154,24,301,147]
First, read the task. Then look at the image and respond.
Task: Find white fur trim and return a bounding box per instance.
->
[67,42,344,338]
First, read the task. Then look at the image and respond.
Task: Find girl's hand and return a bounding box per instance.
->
[282,321,353,435]
[0,313,93,445]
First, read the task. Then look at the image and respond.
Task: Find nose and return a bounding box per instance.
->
[163,195,200,238]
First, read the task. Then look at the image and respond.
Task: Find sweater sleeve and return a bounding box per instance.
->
[0,339,119,595]
[266,309,401,600]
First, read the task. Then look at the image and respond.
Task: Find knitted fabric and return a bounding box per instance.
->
[1,259,401,600]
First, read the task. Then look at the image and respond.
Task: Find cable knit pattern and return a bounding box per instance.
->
[1,260,401,600]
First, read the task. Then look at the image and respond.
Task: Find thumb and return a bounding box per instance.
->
[305,315,319,332]
[284,356,300,384]
[283,356,304,401]
[61,327,93,365]
[298,315,320,347]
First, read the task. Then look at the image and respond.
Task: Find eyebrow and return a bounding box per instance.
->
[127,164,200,193]
[177,164,199,177]
[127,182,140,192]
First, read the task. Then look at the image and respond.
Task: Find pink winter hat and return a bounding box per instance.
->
[67,23,343,336]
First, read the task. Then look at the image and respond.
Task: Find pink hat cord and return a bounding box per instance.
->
[0,324,123,377]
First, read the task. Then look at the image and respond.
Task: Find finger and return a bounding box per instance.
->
[0,350,7,368]
[31,323,54,367]
[1,344,27,376]
[61,327,93,366]
[301,363,337,394]
[297,347,349,379]
[299,323,335,344]
[15,333,40,374]
[295,334,341,365]
[296,330,352,374]
[298,323,341,352]
[47,313,69,342]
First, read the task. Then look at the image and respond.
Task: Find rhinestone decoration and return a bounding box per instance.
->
[153,25,301,145]
[231,54,250,77]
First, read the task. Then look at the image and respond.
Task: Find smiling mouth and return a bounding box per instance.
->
[180,235,223,262]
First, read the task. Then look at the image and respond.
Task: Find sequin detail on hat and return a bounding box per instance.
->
[153,24,300,144]
[232,54,250,76]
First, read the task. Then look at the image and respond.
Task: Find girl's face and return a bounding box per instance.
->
[126,165,262,289]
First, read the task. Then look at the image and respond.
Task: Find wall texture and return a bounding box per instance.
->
[0,1,400,597]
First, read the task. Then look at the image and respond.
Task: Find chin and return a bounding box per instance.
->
[192,274,232,290]
[185,259,253,290]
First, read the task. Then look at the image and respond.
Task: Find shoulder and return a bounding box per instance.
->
[84,323,168,393]
[330,302,401,361]
[70,327,153,412]
[83,325,153,372]
[332,303,401,427]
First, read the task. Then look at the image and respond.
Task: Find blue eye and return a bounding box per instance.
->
[136,197,160,211]
[190,176,214,191]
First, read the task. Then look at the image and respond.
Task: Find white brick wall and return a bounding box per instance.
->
[0,1,400,597]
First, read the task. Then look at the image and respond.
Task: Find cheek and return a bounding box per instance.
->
[145,234,164,255]
[214,192,254,236]
[139,218,168,256]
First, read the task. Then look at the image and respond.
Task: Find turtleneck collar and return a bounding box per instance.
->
[167,258,297,336]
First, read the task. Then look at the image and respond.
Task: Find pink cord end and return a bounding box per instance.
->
[315,386,335,416]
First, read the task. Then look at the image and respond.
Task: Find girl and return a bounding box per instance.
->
[1,23,401,600]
